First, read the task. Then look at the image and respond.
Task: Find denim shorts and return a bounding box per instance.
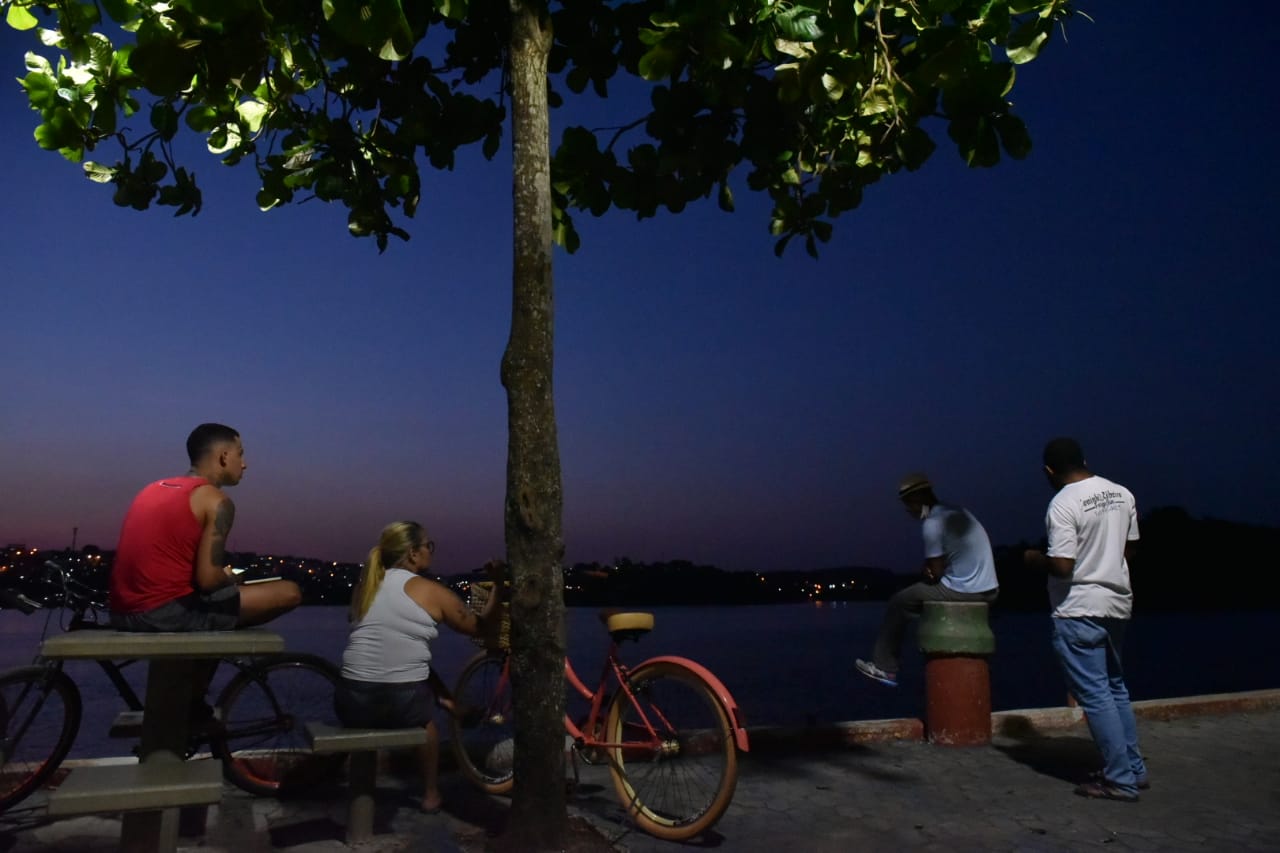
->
[335,678,433,729]
[110,585,240,632]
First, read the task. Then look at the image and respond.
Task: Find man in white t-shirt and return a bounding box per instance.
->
[1024,437,1147,802]
[855,473,999,687]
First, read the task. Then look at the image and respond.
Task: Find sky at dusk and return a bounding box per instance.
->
[1,7,1276,575]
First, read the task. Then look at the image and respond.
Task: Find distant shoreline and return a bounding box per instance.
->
[5,507,1278,611]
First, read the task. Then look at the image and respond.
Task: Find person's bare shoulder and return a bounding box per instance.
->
[190,482,230,521]
[404,575,444,615]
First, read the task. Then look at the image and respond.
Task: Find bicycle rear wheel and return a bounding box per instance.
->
[211,654,343,796]
[450,651,514,795]
[0,666,81,813]
[605,660,738,840]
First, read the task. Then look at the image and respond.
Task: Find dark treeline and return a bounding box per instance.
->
[3,507,1274,611]
[561,559,903,607]
[563,508,1280,611]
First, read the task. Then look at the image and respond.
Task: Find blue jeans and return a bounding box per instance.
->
[871,581,998,672]
[1051,616,1147,794]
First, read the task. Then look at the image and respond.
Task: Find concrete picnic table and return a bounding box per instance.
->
[39,629,285,853]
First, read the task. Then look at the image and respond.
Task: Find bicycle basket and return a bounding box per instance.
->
[468,581,510,650]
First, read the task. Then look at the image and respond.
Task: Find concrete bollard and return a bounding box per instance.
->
[918,601,995,746]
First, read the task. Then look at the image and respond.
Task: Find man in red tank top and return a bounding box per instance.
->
[110,423,302,631]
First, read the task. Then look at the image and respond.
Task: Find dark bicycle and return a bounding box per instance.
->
[0,560,341,813]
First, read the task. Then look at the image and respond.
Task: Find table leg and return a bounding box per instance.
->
[120,658,201,853]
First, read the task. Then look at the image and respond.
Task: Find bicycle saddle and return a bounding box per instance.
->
[604,611,654,642]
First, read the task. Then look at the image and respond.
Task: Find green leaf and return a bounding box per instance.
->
[236,100,269,134]
[19,68,58,110]
[130,41,198,96]
[23,51,53,76]
[1006,19,1050,64]
[33,112,82,152]
[895,126,937,171]
[994,113,1031,159]
[151,103,178,140]
[948,115,1000,167]
[717,181,734,212]
[437,0,469,21]
[638,45,678,81]
[185,105,220,132]
[775,7,824,42]
[100,0,135,24]
[6,4,40,30]
[83,161,116,183]
[566,65,590,94]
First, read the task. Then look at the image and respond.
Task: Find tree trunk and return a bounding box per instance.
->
[502,1,566,849]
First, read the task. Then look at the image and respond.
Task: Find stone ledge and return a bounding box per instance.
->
[1133,688,1280,720]
[748,717,924,752]
[746,688,1280,750]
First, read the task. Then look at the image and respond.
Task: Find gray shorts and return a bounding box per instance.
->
[110,585,240,632]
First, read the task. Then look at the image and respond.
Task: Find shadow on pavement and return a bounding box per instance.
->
[740,747,919,785]
[992,734,1099,784]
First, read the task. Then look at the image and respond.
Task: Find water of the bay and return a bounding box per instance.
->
[2,602,1277,760]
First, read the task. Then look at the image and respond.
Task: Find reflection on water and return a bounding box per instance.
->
[1,602,1276,759]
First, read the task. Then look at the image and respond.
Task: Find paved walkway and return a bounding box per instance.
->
[4,698,1279,852]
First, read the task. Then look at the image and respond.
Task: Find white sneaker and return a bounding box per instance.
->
[855,659,898,687]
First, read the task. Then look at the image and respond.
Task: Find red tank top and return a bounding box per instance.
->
[110,477,209,614]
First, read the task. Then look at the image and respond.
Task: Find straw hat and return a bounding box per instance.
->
[897,472,932,499]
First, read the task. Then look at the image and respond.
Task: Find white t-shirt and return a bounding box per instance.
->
[1045,475,1138,619]
[342,568,440,683]
[922,503,999,594]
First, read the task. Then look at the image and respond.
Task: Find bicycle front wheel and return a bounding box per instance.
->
[0,665,81,813]
[212,654,343,797]
[450,651,514,795]
[605,660,738,841]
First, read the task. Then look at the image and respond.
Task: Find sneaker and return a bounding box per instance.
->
[855,659,898,687]
[1088,769,1150,790]
[1074,781,1139,802]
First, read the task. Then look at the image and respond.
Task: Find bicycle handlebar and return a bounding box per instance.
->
[1,559,111,623]
[46,560,108,611]
[0,587,42,614]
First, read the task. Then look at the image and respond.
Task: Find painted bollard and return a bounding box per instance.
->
[918,601,995,746]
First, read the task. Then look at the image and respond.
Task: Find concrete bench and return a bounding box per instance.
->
[305,722,428,844]
[40,630,285,853]
[47,760,223,817]
[40,629,285,661]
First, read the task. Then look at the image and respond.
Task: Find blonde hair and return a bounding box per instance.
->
[350,520,428,622]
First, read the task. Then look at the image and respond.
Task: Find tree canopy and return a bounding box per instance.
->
[4,1,1083,845]
[5,0,1075,254]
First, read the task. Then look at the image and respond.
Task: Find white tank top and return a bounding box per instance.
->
[341,568,440,683]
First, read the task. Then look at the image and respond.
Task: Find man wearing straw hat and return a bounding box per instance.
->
[855,473,999,687]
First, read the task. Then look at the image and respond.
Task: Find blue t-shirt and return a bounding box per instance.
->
[921,504,998,594]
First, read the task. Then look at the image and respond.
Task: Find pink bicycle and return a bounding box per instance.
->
[450,602,749,841]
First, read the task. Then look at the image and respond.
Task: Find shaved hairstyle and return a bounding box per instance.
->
[1042,436,1087,474]
[186,423,240,465]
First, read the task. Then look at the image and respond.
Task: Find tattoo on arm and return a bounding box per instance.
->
[210,499,236,569]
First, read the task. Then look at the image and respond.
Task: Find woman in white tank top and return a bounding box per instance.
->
[336,520,506,813]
